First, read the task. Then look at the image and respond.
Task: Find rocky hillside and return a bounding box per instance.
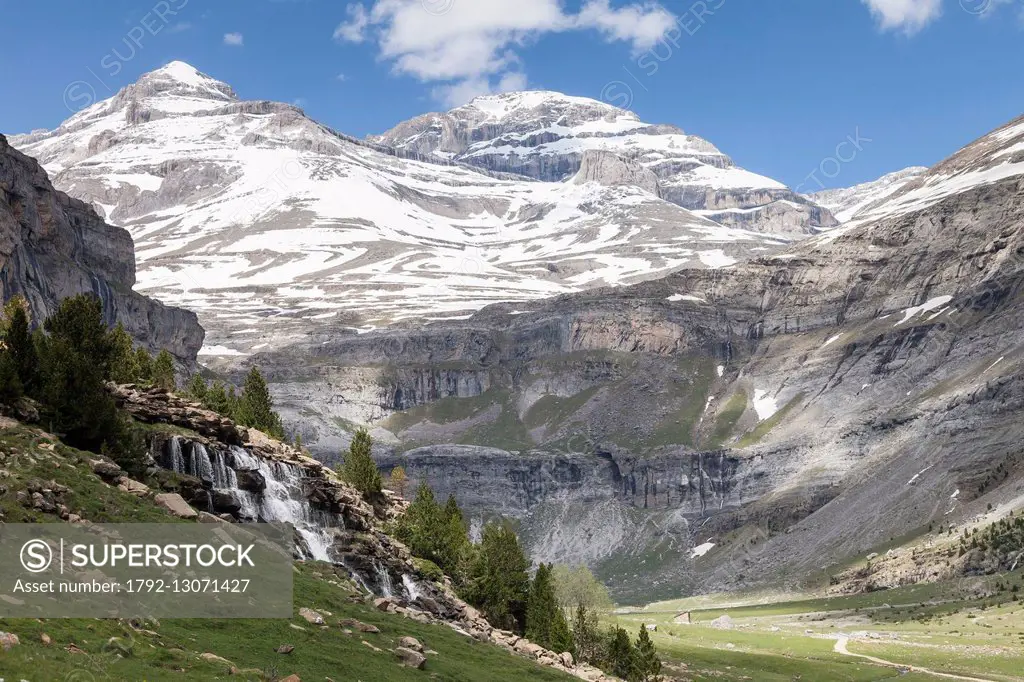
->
[10,62,792,358]
[373,90,838,237]
[0,134,202,362]
[264,113,1024,602]
[807,166,928,223]
[0,391,615,681]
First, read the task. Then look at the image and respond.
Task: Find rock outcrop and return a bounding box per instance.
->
[573,150,661,197]
[0,134,202,363]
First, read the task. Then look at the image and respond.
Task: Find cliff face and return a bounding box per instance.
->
[263,116,1024,601]
[0,134,203,362]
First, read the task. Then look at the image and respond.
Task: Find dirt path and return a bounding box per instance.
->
[832,635,1001,682]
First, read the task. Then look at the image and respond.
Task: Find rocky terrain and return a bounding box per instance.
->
[0,387,615,681]
[807,166,928,223]
[9,59,1024,604]
[373,90,838,237]
[0,133,202,363]
[10,62,794,357]
[264,113,1024,602]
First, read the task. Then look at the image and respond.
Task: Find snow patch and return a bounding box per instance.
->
[895,295,954,327]
[753,389,779,421]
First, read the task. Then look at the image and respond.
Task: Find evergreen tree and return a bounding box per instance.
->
[204,381,231,416]
[527,564,554,646]
[389,465,409,497]
[35,295,119,450]
[634,625,661,682]
[436,494,472,585]
[341,428,382,499]
[294,432,304,451]
[571,605,602,666]
[550,607,574,656]
[607,627,638,681]
[108,323,139,384]
[239,366,283,437]
[186,374,208,403]
[3,302,37,393]
[0,350,23,403]
[134,347,154,383]
[465,522,530,633]
[398,481,442,559]
[152,350,176,391]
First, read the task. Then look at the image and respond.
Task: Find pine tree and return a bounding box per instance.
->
[239,366,283,437]
[134,347,154,383]
[152,350,176,391]
[204,381,231,416]
[186,374,208,403]
[608,627,638,681]
[437,495,472,586]
[571,605,602,665]
[634,625,661,682]
[550,607,574,656]
[527,564,556,647]
[465,522,530,633]
[0,350,23,403]
[3,302,37,391]
[341,428,382,499]
[389,465,409,497]
[35,294,119,450]
[108,323,139,384]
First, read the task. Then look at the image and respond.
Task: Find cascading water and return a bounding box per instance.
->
[153,434,430,600]
[402,574,422,602]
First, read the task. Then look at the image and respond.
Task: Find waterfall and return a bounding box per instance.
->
[152,434,402,594]
[402,574,422,602]
[376,564,395,598]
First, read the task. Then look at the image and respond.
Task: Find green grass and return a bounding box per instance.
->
[0,422,574,681]
[0,563,575,681]
[614,573,1024,682]
[736,392,806,448]
[523,387,600,431]
[707,390,748,448]
[380,389,501,436]
[642,357,718,448]
[0,425,183,524]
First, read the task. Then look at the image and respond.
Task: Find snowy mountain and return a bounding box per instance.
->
[9,62,793,356]
[807,166,928,223]
[372,91,838,237]
[812,115,1024,235]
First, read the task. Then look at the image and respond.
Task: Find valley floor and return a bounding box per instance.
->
[614,575,1024,682]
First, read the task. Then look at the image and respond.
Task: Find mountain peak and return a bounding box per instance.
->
[135,61,236,102]
[458,89,634,121]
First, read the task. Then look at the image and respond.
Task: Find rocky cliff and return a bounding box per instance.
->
[0,133,202,362]
[372,90,838,237]
[265,114,1024,601]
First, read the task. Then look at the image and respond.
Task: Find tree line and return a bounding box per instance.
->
[338,429,662,682]
[0,294,286,466]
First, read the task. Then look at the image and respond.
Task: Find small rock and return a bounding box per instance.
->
[394,646,426,669]
[279,676,301,682]
[276,644,295,655]
[117,477,151,497]
[199,652,234,666]
[398,636,423,652]
[40,633,51,646]
[361,640,382,653]
[559,651,574,667]
[197,511,225,524]
[154,493,198,520]
[89,458,124,480]
[298,607,324,625]
[0,631,19,651]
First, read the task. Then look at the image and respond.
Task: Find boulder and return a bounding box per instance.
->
[0,631,20,650]
[117,477,151,497]
[199,652,234,666]
[154,493,198,520]
[298,608,324,625]
[197,511,226,523]
[275,644,295,655]
[279,676,301,682]
[397,636,423,652]
[235,469,266,493]
[394,646,426,669]
[89,458,124,481]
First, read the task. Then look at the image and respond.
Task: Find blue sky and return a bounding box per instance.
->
[0,0,1022,189]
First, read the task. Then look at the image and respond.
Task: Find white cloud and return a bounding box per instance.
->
[167,22,193,34]
[223,32,245,46]
[860,0,942,34]
[335,0,675,106]
[336,73,349,81]
[432,71,528,108]
[334,4,369,42]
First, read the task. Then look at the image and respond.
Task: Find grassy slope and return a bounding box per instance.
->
[0,423,574,682]
[617,574,1024,682]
